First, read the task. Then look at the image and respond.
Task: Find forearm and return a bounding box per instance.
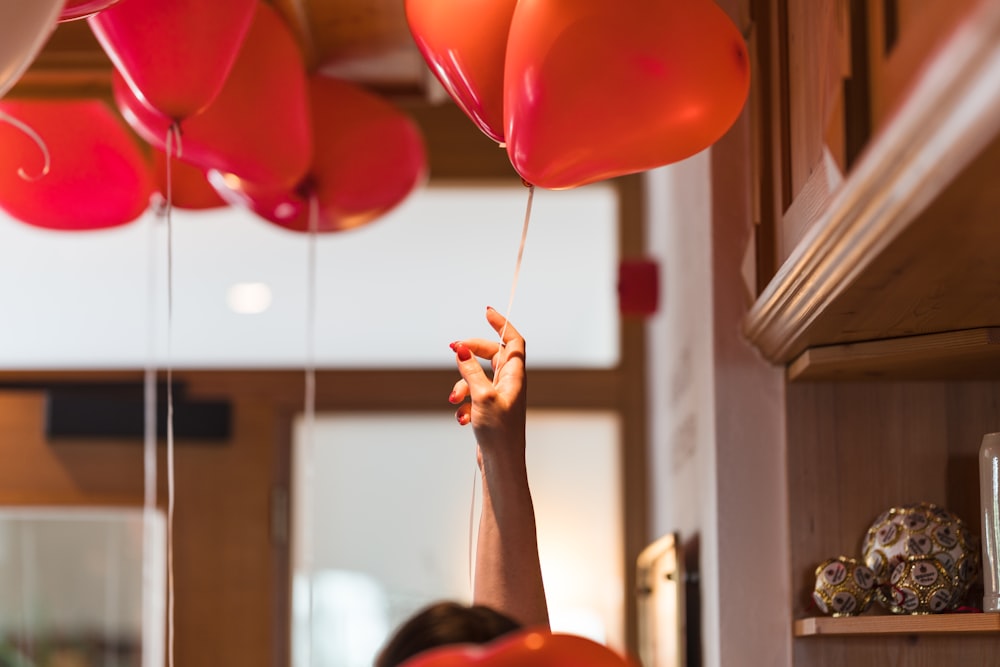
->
[474,451,549,629]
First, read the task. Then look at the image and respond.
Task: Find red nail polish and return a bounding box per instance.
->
[457,412,467,425]
[449,341,458,351]
[448,391,457,404]
[454,342,472,361]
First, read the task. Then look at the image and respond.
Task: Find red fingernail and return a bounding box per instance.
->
[449,341,458,351]
[454,342,472,361]
[457,412,468,425]
[448,391,458,404]
[486,306,495,312]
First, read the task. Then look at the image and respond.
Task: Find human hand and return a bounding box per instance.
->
[448,307,526,458]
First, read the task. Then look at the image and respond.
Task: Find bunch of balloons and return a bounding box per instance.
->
[406,0,750,190]
[0,0,427,232]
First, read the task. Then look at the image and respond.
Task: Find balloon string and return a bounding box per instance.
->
[19,524,36,665]
[164,122,179,667]
[302,194,319,667]
[143,189,159,667]
[0,110,50,181]
[468,467,478,594]
[495,182,534,379]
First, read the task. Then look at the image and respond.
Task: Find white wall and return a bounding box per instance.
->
[0,183,618,370]
[643,128,792,666]
[643,154,721,665]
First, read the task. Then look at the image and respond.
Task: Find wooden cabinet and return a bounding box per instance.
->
[746,0,1000,663]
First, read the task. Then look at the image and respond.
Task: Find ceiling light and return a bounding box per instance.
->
[227,282,272,314]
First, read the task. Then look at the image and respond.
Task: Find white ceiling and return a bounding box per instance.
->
[0,182,620,369]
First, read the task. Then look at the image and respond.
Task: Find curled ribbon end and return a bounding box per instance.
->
[0,111,52,182]
[17,162,50,182]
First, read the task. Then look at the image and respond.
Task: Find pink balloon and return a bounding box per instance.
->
[89,0,257,120]
[212,76,426,233]
[113,2,312,193]
[0,99,153,230]
[0,0,63,99]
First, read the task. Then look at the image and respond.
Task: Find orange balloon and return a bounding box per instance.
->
[504,0,750,189]
[405,0,518,144]
[400,630,634,667]
[152,150,227,211]
[211,76,427,233]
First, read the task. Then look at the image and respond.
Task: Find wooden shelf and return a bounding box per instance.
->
[788,327,1000,380]
[744,1,1000,376]
[795,613,1000,637]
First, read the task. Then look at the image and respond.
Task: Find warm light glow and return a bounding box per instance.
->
[227,282,272,314]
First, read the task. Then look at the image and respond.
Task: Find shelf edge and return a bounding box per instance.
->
[795,613,1000,637]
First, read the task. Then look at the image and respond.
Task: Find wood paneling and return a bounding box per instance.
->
[0,385,286,667]
[786,379,1000,665]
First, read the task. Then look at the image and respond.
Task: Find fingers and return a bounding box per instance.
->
[447,308,526,424]
[486,306,524,348]
[455,402,471,426]
[449,378,469,404]
[450,340,492,399]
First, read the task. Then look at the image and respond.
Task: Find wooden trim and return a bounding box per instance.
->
[743,0,1000,364]
[0,368,623,411]
[788,327,1000,381]
[614,173,650,658]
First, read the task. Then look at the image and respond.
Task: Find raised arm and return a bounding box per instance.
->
[448,306,549,629]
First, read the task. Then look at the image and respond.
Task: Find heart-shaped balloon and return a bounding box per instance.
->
[89,0,257,120]
[0,99,152,230]
[405,0,518,144]
[400,630,634,667]
[114,2,312,194]
[504,0,750,189]
[211,76,426,233]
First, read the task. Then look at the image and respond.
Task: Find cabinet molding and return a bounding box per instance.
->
[745,0,1000,365]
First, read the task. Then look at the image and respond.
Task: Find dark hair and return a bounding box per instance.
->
[375,602,521,667]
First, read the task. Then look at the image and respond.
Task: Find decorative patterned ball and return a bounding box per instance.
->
[812,556,876,616]
[883,555,957,614]
[861,502,980,612]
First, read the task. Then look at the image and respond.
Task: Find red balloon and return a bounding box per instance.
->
[213,76,426,233]
[400,630,634,667]
[113,2,311,193]
[153,150,227,211]
[504,0,750,189]
[60,1,121,22]
[405,0,517,144]
[89,0,257,120]
[0,99,152,230]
